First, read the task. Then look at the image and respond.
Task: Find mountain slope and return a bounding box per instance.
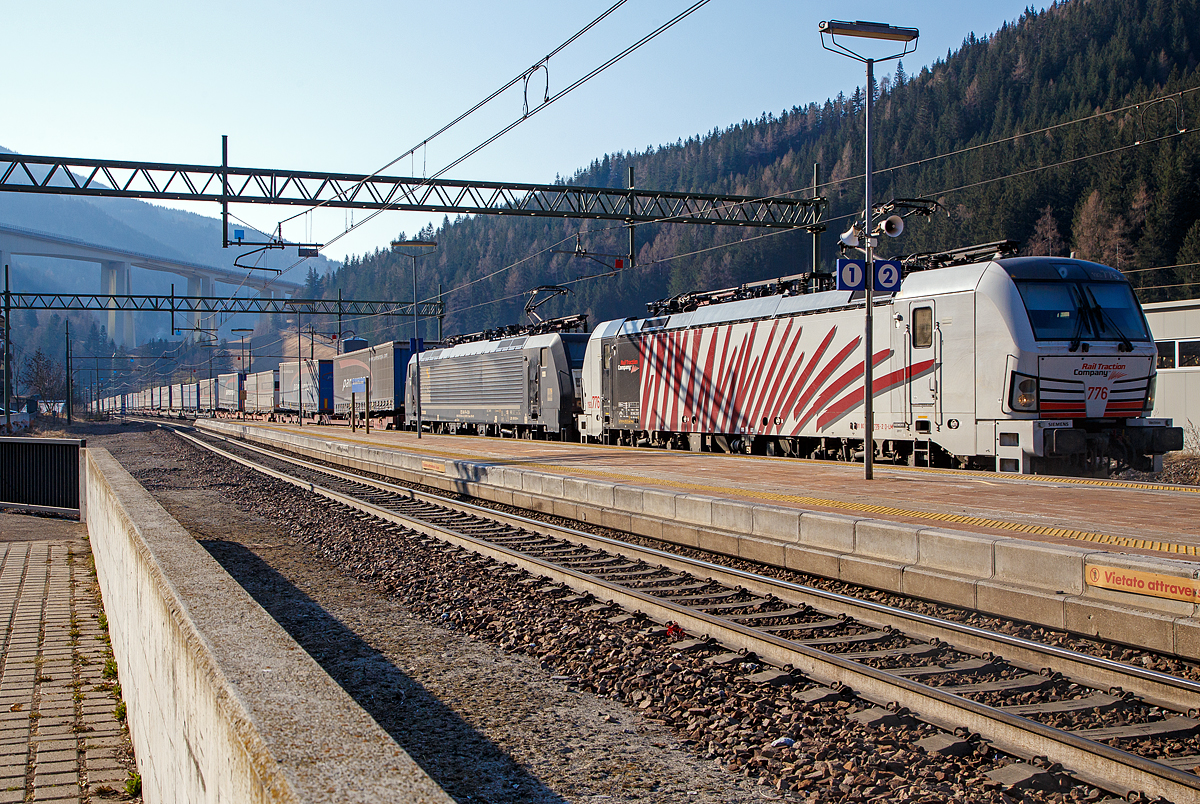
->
[326,0,1200,343]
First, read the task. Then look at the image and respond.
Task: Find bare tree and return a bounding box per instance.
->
[1072,190,1131,268]
[21,351,66,400]
[1024,206,1066,257]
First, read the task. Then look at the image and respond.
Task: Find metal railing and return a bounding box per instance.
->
[0,437,85,519]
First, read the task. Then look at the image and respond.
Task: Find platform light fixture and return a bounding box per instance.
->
[390,239,437,438]
[819,19,918,480]
[232,328,253,375]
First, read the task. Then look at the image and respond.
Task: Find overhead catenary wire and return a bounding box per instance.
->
[423,84,1200,310]
[275,0,632,233]
[266,0,712,282]
[1122,261,1200,275]
[208,1,638,287]
[140,76,1200,368]
[132,80,1200,376]
[444,123,1200,318]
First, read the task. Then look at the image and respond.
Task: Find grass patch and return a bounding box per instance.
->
[124,772,141,796]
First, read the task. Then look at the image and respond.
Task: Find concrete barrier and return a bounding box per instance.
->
[195,421,1200,659]
[85,447,452,804]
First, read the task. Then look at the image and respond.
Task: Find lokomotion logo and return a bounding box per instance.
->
[1074,362,1126,379]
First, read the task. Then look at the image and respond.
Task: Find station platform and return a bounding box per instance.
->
[194,418,1200,659]
[210,420,1199,558]
[0,513,130,802]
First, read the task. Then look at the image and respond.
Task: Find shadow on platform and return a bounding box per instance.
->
[200,538,568,804]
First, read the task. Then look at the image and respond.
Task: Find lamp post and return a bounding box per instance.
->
[390,239,437,439]
[198,341,217,415]
[820,19,917,480]
[232,328,253,375]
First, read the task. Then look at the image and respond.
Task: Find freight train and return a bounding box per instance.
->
[102,244,1183,475]
[401,245,1180,474]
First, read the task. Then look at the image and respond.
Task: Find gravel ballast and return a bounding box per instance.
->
[82,421,1152,802]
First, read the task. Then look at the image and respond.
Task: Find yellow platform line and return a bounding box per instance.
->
[237,423,1200,557]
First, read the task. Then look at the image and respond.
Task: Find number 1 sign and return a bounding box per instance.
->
[837,259,903,292]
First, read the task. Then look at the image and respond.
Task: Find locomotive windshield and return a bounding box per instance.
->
[1014,280,1150,342]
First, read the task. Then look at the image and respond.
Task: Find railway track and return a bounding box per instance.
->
[160,421,1200,802]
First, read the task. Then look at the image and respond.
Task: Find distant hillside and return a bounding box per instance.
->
[325,0,1200,343]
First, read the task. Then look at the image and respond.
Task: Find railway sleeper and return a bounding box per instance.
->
[722,607,808,623]
[944,675,1057,695]
[1002,691,1125,717]
[888,658,1000,679]
[1072,715,1200,742]
[797,629,892,647]
[839,643,944,661]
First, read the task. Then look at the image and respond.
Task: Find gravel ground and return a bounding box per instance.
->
[85,422,774,803]
[55,418,1175,801]
[202,420,1199,682]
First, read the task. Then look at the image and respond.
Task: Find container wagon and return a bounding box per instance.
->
[198,378,216,413]
[216,373,244,415]
[335,342,416,427]
[279,360,333,418]
[244,370,280,417]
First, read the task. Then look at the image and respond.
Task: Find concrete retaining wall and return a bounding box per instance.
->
[198,421,1200,660]
[85,447,452,804]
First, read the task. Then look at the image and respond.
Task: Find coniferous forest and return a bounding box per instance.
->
[318,0,1200,342]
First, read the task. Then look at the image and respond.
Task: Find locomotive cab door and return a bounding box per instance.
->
[601,339,615,427]
[600,336,642,433]
[896,301,939,429]
[539,347,555,421]
[528,354,540,421]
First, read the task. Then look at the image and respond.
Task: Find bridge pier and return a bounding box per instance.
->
[101,261,135,348]
[186,274,214,342]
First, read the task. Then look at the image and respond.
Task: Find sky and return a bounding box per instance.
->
[3,0,1049,276]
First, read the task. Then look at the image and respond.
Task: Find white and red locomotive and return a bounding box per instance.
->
[577,249,1180,474]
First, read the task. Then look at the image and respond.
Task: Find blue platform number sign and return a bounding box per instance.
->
[350,377,367,394]
[874,259,902,293]
[409,337,425,354]
[836,259,866,291]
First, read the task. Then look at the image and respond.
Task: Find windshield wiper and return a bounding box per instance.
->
[1068,284,1088,352]
[1083,285,1135,352]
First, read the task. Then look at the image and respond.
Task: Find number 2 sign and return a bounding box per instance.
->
[837,259,903,292]
[874,260,902,292]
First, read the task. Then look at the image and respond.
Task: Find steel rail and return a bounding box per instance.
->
[181,422,1200,714]
[166,423,1200,802]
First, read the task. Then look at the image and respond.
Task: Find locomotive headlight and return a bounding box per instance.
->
[1009,372,1038,411]
[1147,376,1156,411]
